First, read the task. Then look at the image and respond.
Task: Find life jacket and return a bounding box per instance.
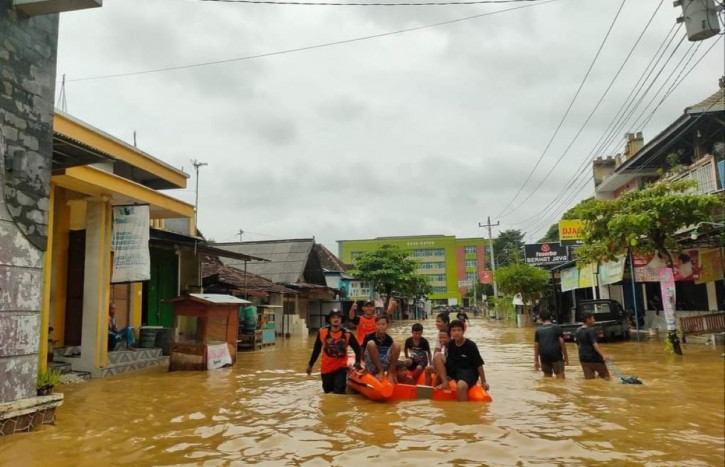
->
[355,315,377,345]
[319,326,351,374]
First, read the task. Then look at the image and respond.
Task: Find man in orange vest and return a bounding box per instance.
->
[349,299,397,345]
[306,309,362,394]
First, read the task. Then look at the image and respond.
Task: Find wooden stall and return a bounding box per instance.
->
[169,293,250,371]
[258,305,279,346]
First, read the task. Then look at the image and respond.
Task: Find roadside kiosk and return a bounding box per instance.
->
[169,293,250,371]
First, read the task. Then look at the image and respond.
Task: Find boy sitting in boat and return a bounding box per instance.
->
[395,361,416,385]
[433,313,450,354]
[425,327,450,386]
[362,315,401,383]
[404,323,432,383]
[433,319,490,401]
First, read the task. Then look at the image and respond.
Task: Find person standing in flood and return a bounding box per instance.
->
[306,309,362,394]
[575,312,611,381]
[534,309,568,379]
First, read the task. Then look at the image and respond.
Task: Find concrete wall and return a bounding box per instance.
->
[0,2,59,402]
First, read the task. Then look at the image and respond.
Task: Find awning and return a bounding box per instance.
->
[52,165,195,219]
[150,228,269,262]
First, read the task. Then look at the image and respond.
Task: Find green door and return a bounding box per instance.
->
[146,248,178,327]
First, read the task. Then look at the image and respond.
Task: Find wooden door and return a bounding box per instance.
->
[64,230,85,346]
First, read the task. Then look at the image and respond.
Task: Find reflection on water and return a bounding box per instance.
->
[1,319,723,466]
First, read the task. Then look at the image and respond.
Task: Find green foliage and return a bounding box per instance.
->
[349,245,418,307]
[398,274,433,301]
[538,223,559,243]
[572,180,724,267]
[493,229,525,267]
[495,263,550,306]
[36,368,61,389]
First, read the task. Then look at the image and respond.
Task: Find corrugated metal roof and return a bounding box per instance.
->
[187,293,251,304]
[213,239,315,284]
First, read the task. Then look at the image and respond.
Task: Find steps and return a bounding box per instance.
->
[102,348,168,377]
[51,346,168,378]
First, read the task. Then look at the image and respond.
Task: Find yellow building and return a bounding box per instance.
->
[42,111,195,376]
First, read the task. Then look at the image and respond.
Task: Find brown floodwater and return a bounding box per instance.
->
[1,318,723,466]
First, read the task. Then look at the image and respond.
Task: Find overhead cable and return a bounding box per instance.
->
[195,0,550,5]
[64,0,559,83]
[495,0,628,219]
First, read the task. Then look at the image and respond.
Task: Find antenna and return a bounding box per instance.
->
[133,130,137,147]
[238,229,244,242]
[57,74,67,112]
[191,159,208,255]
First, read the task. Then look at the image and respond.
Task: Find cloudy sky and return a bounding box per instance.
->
[56,0,724,253]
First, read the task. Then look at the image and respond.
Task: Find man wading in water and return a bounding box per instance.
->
[307,309,362,394]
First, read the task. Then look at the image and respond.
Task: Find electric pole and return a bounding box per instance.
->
[191,159,208,218]
[238,229,244,242]
[479,216,500,297]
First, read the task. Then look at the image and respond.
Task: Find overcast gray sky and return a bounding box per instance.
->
[56,0,725,254]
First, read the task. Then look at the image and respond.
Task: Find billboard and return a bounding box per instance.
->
[524,243,569,266]
[559,219,583,246]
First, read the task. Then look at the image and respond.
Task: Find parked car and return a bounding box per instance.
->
[558,299,630,343]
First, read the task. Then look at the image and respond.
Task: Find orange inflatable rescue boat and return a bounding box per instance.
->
[347,367,492,403]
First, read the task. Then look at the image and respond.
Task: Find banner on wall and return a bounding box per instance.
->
[111,205,151,283]
[560,267,579,292]
[598,256,626,285]
[633,250,700,282]
[578,263,595,288]
[696,248,724,284]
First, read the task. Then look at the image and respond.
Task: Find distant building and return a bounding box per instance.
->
[337,235,488,307]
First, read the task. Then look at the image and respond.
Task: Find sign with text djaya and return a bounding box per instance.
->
[524,243,569,266]
[558,219,583,246]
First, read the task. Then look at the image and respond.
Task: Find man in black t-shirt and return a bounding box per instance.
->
[404,323,431,382]
[433,320,489,401]
[362,315,401,383]
[534,309,569,379]
[575,312,611,380]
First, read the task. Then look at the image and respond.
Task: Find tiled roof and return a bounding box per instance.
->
[314,243,348,272]
[687,80,725,114]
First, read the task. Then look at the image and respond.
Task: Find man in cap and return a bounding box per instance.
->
[349,299,397,345]
[306,309,362,394]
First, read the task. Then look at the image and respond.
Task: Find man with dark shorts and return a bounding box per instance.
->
[434,320,489,401]
[575,312,611,380]
[307,309,362,394]
[534,309,569,379]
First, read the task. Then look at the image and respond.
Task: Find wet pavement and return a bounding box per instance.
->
[0,318,723,466]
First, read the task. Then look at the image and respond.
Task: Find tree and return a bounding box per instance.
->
[349,245,417,310]
[538,224,559,243]
[495,263,550,325]
[399,274,433,317]
[573,180,723,355]
[493,229,525,267]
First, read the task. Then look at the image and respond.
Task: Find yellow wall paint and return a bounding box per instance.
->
[51,188,71,348]
[38,184,56,372]
[131,282,143,333]
[68,198,86,230]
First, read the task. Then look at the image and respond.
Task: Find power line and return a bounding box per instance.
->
[63,0,559,83]
[496,0,628,219]
[196,0,550,5]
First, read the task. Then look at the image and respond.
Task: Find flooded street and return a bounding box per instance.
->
[1,318,723,466]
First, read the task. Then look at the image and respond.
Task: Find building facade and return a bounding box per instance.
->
[337,235,488,307]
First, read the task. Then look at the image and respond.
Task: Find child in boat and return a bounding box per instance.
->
[433,313,450,355]
[362,315,401,383]
[395,361,416,385]
[425,327,450,386]
[404,323,432,382]
[349,299,397,345]
[434,319,489,401]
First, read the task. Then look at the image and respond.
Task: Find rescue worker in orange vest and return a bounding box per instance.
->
[306,309,362,394]
[349,299,397,345]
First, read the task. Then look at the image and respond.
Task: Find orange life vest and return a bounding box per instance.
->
[319,327,351,374]
[355,315,377,345]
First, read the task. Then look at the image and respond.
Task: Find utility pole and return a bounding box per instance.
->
[191,159,208,218]
[237,229,244,242]
[479,216,500,297]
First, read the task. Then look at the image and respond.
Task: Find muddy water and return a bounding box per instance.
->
[1,319,723,466]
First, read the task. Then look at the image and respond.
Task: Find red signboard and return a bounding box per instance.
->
[478,271,493,284]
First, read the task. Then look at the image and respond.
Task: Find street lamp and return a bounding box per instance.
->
[690,222,725,240]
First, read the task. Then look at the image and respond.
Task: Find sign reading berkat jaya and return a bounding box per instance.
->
[558,219,583,246]
[111,205,151,283]
[524,243,569,266]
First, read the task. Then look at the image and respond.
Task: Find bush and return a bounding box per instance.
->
[37,368,61,389]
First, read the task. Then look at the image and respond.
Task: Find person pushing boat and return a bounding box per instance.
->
[306,309,362,394]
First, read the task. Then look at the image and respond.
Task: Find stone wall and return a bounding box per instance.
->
[0,1,59,403]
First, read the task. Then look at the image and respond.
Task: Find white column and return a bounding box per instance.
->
[706,282,717,311]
